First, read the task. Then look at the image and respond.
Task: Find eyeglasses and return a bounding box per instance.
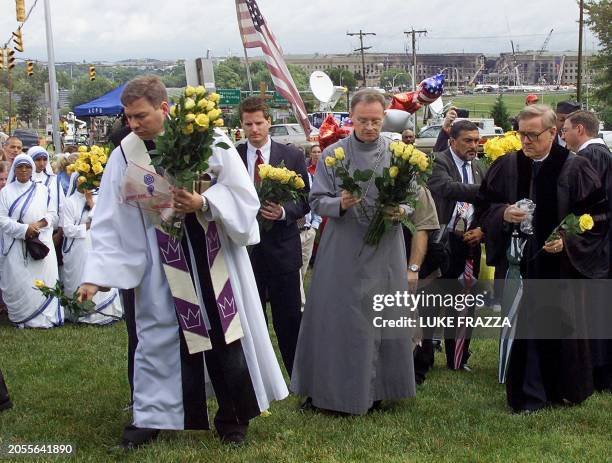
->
[355,118,383,128]
[517,127,551,142]
[560,125,578,134]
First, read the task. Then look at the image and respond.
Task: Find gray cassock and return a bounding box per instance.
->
[290,133,416,415]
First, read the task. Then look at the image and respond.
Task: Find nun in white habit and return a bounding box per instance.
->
[0,154,63,328]
[60,173,122,324]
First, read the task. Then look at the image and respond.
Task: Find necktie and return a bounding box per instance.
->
[461,161,470,184]
[533,161,541,178]
[254,149,264,184]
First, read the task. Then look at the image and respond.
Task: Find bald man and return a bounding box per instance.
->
[402,129,415,145]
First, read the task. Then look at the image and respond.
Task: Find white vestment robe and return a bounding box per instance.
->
[82,130,288,430]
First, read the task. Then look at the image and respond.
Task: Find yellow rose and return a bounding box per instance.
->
[389,166,399,178]
[294,176,305,189]
[418,158,429,172]
[184,98,196,111]
[208,93,220,103]
[579,214,594,232]
[169,105,178,118]
[78,176,87,185]
[78,145,88,153]
[34,279,45,288]
[197,98,209,110]
[182,124,194,135]
[185,113,196,123]
[80,162,91,173]
[324,156,337,168]
[66,165,75,175]
[92,163,104,175]
[206,101,216,112]
[195,113,210,128]
[98,154,107,164]
[207,109,221,121]
[195,86,206,96]
[213,118,224,127]
[184,86,196,97]
[92,180,100,187]
[89,154,99,164]
[334,147,345,160]
[389,141,400,152]
[258,164,271,179]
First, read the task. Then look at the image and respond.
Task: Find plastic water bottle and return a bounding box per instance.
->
[516,198,536,235]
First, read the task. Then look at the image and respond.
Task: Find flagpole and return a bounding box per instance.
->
[243,45,254,95]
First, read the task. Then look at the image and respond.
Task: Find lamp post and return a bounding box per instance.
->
[391,72,407,90]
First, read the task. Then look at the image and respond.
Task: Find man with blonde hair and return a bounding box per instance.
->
[478,104,609,412]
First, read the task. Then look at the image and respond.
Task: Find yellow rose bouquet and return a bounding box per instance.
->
[482,131,522,166]
[66,145,109,190]
[547,213,594,242]
[324,147,374,198]
[363,141,433,247]
[256,163,306,231]
[149,85,229,238]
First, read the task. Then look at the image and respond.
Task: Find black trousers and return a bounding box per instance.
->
[254,270,302,377]
[120,289,137,402]
[0,368,11,409]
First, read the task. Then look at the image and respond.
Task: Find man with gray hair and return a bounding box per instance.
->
[291,89,439,414]
[478,104,609,412]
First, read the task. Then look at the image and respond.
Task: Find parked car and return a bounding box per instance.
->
[599,131,612,150]
[414,120,504,154]
[11,129,40,151]
[269,124,319,152]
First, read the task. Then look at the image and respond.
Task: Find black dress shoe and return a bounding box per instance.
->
[120,425,160,450]
[219,430,246,446]
[0,398,13,412]
[300,397,318,412]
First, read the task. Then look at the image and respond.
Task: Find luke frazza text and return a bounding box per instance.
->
[372,316,511,329]
[372,291,486,312]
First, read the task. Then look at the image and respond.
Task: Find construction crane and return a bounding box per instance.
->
[538,29,554,56]
[468,55,486,86]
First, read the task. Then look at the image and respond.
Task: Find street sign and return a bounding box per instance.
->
[218,88,241,106]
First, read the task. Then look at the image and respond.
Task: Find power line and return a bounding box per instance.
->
[2,0,40,49]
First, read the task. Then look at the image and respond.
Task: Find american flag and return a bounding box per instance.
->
[235,0,311,135]
[417,73,445,104]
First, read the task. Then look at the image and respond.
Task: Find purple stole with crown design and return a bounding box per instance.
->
[120,132,244,354]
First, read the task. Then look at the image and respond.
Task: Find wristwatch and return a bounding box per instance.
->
[408,264,420,273]
[201,195,209,212]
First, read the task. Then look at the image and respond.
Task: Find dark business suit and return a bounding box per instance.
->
[426,148,485,370]
[236,140,310,376]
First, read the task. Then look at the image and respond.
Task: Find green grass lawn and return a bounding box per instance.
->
[446,92,575,120]
[1,309,610,462]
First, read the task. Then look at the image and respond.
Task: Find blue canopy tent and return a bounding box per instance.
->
[74,82,126,117]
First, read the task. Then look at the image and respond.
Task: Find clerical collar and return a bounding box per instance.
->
[533,153,550,163]
[578,138,607,152]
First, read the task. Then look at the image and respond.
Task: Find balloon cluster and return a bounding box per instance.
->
[387,73,445,114]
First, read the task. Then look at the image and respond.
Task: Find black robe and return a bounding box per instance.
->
[577,141,612,391]
[476,144,609,411]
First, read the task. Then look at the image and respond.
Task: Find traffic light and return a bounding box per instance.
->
[27,60,33,76]
[12,30,24,53]
[16,0,26,22]
[7,49,15,70]
[89,65,96,81]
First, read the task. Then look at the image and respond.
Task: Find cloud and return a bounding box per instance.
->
[0,0,598,62]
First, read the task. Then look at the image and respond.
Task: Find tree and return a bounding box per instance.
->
[69,76,115,108]
[15,81,44,126]
[490,94,511,132]
[585,0,612,128]
[379,68,411,90]
[327,68,358,91]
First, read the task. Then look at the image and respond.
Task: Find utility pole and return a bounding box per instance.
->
[404,28,427,129]
[347,30,376,87]
[576,0,584,102]
[43,0,62,153]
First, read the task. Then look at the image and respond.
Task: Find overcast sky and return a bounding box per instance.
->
[1,0,599,63]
